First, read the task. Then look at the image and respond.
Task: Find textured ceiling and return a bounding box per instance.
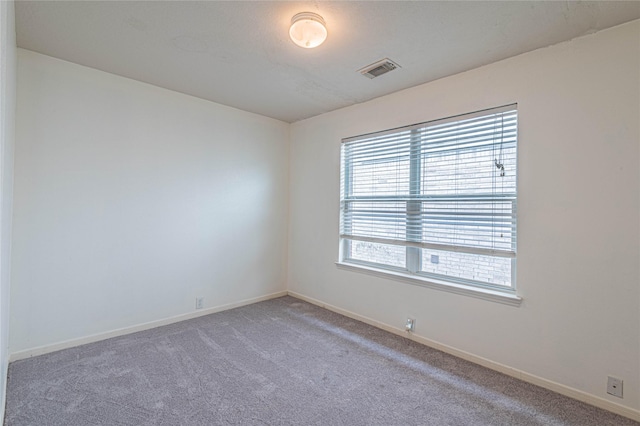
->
[15,1,640,123]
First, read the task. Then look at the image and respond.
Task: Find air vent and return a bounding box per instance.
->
[359,58,401,79]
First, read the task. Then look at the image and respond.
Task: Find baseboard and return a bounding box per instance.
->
[9,290,288,362]
[287,291,640,422]
[0,351,8,424]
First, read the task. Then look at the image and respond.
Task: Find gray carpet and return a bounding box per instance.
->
[4,296,638,425]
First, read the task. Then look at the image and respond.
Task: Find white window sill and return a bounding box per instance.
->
[335,261,522,307]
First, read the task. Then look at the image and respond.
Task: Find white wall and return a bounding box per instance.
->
[11,49,289,353]
[0,0,16,420]
[289,20,640,414]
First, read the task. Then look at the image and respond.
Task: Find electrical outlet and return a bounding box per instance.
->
[196,297,204,310]
[405,318,415,332]
[607,376,623,398]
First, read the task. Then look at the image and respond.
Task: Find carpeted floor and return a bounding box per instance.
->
[4,296,638,425]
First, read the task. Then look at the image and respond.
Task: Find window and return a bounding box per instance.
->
[339,105,518,294]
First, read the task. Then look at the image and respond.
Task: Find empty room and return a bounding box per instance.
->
[0,1,638,424]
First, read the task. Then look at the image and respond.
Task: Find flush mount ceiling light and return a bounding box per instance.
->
[289,12,327,48]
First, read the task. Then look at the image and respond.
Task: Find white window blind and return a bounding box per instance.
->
[340,105,517,289]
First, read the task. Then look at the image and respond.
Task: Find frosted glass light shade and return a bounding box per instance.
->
[289,12,327,48]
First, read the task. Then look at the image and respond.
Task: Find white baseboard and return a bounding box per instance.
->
[0,353,8,424]
[9,290,288,362]
[287,291,640,422]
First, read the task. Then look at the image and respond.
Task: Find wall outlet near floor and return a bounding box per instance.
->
[405,317,415,332]
[607,376,623,398]
[195,297,204,310]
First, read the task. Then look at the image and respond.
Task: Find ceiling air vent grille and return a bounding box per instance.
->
[359,58,400,79]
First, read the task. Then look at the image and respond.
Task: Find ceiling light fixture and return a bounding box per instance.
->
[289,12,327,49]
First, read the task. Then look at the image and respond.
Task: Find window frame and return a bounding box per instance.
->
[338,105,520,304]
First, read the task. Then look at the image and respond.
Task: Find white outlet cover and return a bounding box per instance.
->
[405,318,415,332]
[607,376,623,398]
